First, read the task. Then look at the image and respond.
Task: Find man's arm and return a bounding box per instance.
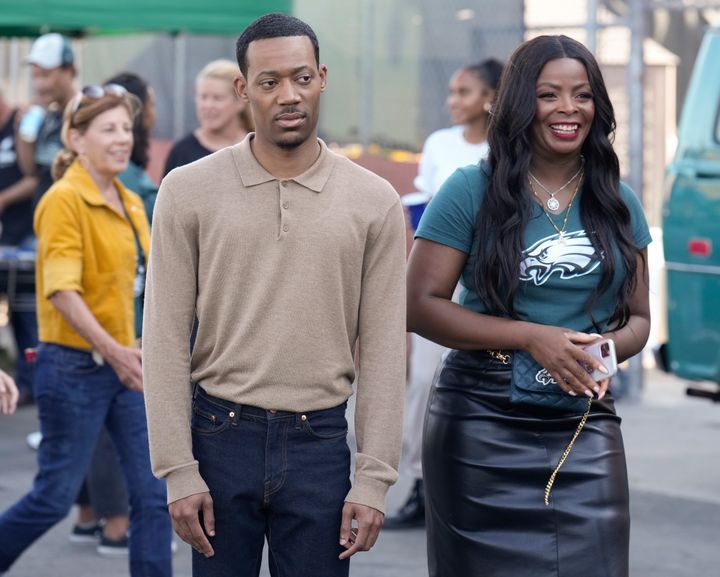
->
[15,136,37,178]
[142,179,215,556]
[339,194,407,559]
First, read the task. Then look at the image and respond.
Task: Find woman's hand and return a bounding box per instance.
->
[48,291,144,392]
[524,326,609,399]
[0,370,19,415]
[103,343,144,392]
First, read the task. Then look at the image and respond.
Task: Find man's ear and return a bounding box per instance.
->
[319,65,328,92]
[234,75,249,102]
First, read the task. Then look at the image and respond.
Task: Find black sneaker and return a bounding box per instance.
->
[69,522,102,544]
[97,534,129,557]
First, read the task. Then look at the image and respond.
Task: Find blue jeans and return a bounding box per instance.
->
[191,386,351,577]
[0,344,172,576]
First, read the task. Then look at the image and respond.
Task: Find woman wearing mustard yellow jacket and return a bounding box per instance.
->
[0,85,173,577]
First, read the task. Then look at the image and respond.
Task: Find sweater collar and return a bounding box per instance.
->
[231,133,335,193]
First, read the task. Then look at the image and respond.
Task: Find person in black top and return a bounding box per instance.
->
[0,88,39,405]
[163,59,253,175]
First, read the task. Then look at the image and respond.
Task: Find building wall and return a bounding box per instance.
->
[295,0,524,150]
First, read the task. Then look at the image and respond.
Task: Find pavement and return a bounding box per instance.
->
[1,367,718,577]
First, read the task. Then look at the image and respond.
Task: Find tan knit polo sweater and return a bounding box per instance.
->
[143,136,407,513]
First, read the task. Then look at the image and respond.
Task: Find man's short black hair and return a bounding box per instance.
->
[236,13,320,77]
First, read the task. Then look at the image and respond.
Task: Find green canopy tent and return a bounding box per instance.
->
[0,0,292,36]
[0,0,293,136]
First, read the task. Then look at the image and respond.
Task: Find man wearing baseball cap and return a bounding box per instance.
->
[16,33,77,205]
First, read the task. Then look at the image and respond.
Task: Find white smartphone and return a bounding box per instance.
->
[582,338,618,382]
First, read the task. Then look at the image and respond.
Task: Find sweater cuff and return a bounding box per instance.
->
[165,464,210,505]
[345,475,393,514]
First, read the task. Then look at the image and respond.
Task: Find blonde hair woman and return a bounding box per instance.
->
[164,58,253,175]
[0,85,173,576]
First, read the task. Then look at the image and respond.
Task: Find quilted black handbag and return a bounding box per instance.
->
[509,349,590,413]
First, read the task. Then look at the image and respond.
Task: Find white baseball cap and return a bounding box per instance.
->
[26,33,75,69]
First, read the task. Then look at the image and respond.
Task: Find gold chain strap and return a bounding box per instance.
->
[544,398,593,506]
[487,348,593,505]
[486,349,510,364]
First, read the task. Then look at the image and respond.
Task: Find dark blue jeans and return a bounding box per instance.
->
[191,386,351,577]
[0,343,172,577]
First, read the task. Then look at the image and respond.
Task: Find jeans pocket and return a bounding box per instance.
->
[301,412,348,441]
[191,400,233,436]
[53,348,102,376]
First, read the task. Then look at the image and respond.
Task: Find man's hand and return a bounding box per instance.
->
[338,502,384,560]
[168,492,215,557]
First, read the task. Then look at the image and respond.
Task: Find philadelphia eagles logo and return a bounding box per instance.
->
[519,230,601,286]
[535,368,557,386]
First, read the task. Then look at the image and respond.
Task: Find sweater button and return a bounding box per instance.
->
[282,224,289,232]
[282,201,289,209]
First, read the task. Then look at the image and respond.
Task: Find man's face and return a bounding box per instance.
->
[237,36,326,151]
[30,64,73,107]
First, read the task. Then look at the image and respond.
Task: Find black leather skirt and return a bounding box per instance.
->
[423,350,629,577]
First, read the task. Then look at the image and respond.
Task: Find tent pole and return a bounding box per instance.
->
[9,39,20,103]
[173,33,188,140]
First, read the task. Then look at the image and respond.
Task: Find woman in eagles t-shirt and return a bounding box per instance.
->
[408,36,650,577]
[163,59,253,176]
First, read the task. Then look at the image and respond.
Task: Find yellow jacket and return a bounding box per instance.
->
[34,159,151,350]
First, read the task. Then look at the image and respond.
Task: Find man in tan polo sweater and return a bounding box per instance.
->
[143,13,407,576]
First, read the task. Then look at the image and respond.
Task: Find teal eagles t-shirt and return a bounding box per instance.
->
[415,163,652,333]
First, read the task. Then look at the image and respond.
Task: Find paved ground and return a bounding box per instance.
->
[1,367,718,576]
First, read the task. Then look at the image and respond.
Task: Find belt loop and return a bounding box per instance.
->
[191,382,199,399]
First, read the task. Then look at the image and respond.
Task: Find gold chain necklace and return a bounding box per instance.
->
[528,170,583,245]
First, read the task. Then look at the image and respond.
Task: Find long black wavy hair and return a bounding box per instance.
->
[475,35,639,330]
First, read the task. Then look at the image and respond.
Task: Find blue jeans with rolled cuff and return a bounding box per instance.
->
[0,343,173,577]
[190,385,351,577]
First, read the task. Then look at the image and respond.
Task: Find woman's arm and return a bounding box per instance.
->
[49,290,143,391]
[407,238,607,398]
[604,249,651,363]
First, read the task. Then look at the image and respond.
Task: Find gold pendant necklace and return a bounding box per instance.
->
[529,170,584,245]
[528,157,584,212]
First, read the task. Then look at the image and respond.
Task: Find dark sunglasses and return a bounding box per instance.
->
[70,83,131,115]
